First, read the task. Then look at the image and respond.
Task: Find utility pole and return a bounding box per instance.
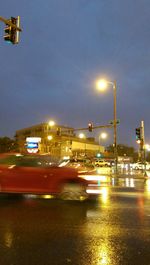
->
[140,120,146,173]
[113,80,118,176]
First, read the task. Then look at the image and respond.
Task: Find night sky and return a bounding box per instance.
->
[0,0,150,148]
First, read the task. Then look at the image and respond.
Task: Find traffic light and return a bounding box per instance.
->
[4,16,20,44]
[4,19,11,43]
[88,122,93,132]
[135,127,141,142]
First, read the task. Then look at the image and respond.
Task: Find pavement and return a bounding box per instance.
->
[92,166,150,179]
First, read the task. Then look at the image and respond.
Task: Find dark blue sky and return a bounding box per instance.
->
[0,0,150,148]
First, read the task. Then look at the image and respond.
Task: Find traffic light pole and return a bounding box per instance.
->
[71,124,113,132]
[141,120,146,174]
[113,80,118,176]
[58,123,115,140]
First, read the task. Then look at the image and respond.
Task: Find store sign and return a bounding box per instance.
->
[26,137,41,154]
[26,142,38,149]
[26,137,41,143]
[27,148,39,154]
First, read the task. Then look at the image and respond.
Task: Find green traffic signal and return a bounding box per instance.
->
[135,127,141,141]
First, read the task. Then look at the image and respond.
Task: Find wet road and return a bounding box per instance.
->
[0,178,150,265]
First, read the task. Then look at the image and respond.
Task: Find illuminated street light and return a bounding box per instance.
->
[48,120,55,127]
[47,135,53,141]
[78,133,86,157]
[98,132,108,156]
[46,120,55,153]
[100,132,107,140]
[99,132,107,146]
[78,133,86,139]
[96,79,108,91]
[145,144,150,152]
[47,120,55,136]
[96,79,118,174]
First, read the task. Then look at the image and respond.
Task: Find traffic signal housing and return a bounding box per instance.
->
[135,127,141,143]
[4,16,20,44]
[4,19,11,43]
[88,122,93,132]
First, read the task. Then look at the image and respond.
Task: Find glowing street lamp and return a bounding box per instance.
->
[98,132,107,155]
[78,133,86,139]
[96,79,108,91]
[145,144,150,151]
[47,135,53,141]
[48,120,55,127]
[96,79,118,174]
[78,133,86,156]
[100,132,107,140]
[47,120,55,135]
[99,132,107,145]
[47,120,55,136]
[46,120,55,153]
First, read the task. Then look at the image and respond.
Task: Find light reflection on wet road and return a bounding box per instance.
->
[0,178,150,265]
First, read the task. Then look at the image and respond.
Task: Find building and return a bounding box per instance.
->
[16,122,104,159]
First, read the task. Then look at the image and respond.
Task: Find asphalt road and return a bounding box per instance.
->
[0,178,150,265]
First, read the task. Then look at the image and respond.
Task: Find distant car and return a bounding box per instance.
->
[131,162,150,170]
[94,159,110,167]
[59,158,95,173]
[0,154,89,201]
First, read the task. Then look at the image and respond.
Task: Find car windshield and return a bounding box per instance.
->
[0,154,60,167]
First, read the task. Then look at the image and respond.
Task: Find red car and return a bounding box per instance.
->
[0,154,88,201]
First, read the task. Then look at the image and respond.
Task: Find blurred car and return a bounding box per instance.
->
[0,154,89,201]
[94,159,111,167]
[59,158,95,173]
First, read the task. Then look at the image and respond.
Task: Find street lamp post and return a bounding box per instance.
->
[98,132,107,157]
[99,132,107,150]
[47,120,55,153]
[78,133,86,157]
[96,79,118,175]
[99,132,107,143]
[113,80,118,175]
